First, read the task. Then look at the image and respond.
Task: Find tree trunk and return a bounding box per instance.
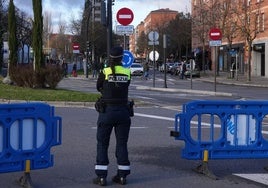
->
[247,42,252,81]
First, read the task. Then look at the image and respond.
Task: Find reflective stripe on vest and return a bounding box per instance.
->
[103,66,131,80]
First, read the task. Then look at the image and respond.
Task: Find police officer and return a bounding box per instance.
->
[93,46,131,186]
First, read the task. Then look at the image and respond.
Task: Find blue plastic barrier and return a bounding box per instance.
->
[0,102,62,173]
[171,100,268,160]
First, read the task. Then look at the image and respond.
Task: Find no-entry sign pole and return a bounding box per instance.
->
[209,28,222,92]
[117,7,134,50]
[107,0,113,59]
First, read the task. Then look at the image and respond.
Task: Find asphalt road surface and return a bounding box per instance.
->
[0,106,267,188]
[1,73,268,187]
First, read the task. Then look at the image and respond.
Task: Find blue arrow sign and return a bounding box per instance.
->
[122,50,134,67]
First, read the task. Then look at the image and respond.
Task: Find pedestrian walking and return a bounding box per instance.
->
[143,61,150,80]
[72,63,77,77]
[92,61,99,78]
[61,58,68,77]
[180,61,187,79]
[83,56,87,75]
[93,46,133,186]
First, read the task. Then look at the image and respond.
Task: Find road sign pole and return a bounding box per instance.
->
[107,0,112,60]
[214,46,217,92]
[123,34,126,50]
[209,28,222,93]
[163,34,167,88]
[153,43,156,87]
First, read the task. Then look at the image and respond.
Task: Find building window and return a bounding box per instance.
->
[257,13,260,32]
[261,12,265,31]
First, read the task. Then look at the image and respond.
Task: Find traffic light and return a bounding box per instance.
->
[166,34,171,47]
[101,0,106,26]
[86,41,91,50]
[163,34,171,48]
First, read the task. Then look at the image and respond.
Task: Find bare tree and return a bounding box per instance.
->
[57,14,67,34]
[43,11,53,50]
[218,0,239,70]
[68,12,82,36]
[233,1,260,81]
[0,0,8,70]
[191,0,211,72]
[17,10,32,64]
[136,31,148,57]
[192,0,223,72]
[167,12,191,61]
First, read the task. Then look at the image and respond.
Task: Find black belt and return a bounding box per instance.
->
[106,103,127,106]
[102,99,127,105]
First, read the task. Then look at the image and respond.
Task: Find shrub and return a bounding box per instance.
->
[43,64,63,89]
[9,64,63,89]
[10,64,35,87]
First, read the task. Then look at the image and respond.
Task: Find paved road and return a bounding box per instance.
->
[1,107,266,188]
[1,71,268,187]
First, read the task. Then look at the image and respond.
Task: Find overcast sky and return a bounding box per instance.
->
[13,0,191,33]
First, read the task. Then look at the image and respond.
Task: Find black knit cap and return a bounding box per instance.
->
[110,46,123,58]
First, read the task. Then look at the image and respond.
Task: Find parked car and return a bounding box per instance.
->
[184,68,200,78]
[170,62,182,75]
[159,62,174,72]
[183,60,200,78]
[129,63,143,76]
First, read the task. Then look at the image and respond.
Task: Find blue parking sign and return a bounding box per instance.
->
[122,50,134,67]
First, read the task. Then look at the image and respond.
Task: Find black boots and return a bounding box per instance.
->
[112,175,127,185]
[93,177,107,186]
[93,175,127,186]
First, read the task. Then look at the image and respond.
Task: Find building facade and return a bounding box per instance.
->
[92,0,102,22]
[192,0,268,77]
[129,8,178,58]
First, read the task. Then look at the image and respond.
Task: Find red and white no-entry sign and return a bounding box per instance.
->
[209,28,222,40]
[116,7,134,26]
[72,43,79,50]
[73,43,80,54]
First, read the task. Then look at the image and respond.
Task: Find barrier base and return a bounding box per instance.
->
[193,161,218,180]
[18,172,33,188]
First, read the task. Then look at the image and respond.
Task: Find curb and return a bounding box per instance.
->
[0,99,95,108]
[136,86,233,97]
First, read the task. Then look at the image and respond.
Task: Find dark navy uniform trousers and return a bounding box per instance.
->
[95,105,131,178]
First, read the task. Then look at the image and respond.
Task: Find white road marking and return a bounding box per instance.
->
[136,112,268,186]
[234,173,268,186]
[92,111,268,186]
[134,113,174,121]
[91,126,147,129]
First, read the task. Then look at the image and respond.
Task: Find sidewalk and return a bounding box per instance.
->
[136,71,268,97]
[73,71,268,87]
[64,71,268,97]
[199,71,268,88]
